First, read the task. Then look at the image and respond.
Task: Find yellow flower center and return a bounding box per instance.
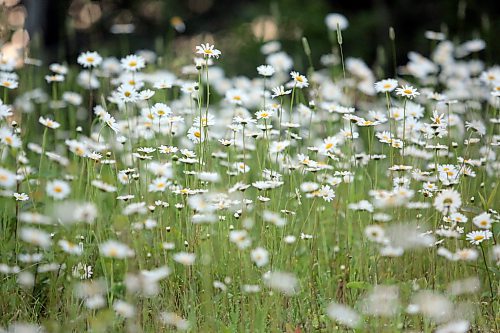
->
[86,57,94,63]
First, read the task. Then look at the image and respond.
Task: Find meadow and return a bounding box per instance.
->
[0,12,499,333]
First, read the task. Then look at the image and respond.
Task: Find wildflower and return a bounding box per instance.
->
[472,212,492,229]
[229,230,252,249]
[100,240,135,259]
[160,312,189,331]
[77,51,102,68]
[290,71,309,88]
[195,43,221,59]
[433,189,461,214]
[72,262,93,279]
[45,74,64,83]
[466,230,493,245]
[326,303,360,328]
[39,116,61,129]
[257,64,275,77]
[58,239,83,255]
[0,78,18,89]
[173,252,196,265]
[325,13,349,31]
[271,85,292,98]
[120,54,146,72]
[395,85,420,99]
[0,127,21,148]
[46,180,71,200]
[374,78,398,93]
[187,126,205,143]
[255,109,274,120]
[13,192,29,201]
[113,300,136,318]
[151,103,172,117]
[263,271,299,296]
[116,84,139,103]
[20,227,52,248]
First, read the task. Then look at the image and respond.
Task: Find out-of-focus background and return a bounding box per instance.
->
[1,0,498,75]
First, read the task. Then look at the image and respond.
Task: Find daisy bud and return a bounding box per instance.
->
[389,27,395,41]
[166,227,171,232]
[11,121,18,128]
[301,37,311,57]
[336,24,343,45]
[106,152,112,157]
[76,126,83,132]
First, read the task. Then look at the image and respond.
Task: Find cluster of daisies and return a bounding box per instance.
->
[0,11,499,332]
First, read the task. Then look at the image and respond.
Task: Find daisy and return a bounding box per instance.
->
[449,212,467,224]
[433,189,461,214]
[326,303,360,329]
[148,177,169,192]
[255,109,274,120]
[195,43,221,59]
[472,212,492,229]
[14,192,29,201]
[120,54,146,72]
[465,120,486,136]
[187,126,205,143]
[193,114,215,127]
[250,247,269,267]
[58,239,83,255]
[325,12,349,31]
[271,85,292,98]
[102,113,120,133]
[395,85,420,99]
[99,240,135,259]
[466,230,492,245]
[116,84,139,103]
[374,78,398,93]
[139,89,155,100]
[46,180,71,200]
[225,89,247,105]
[77,51,102,68]
[257,64,275,77]
[20,227,52,248]
[151,103,172,117]
[45,75,64,83]
[173,252,196,265]
[290,71,309,88]
[0,78,18,89]
[0,104,12,120]
[49,63,68,75]
[0,128,21,148]
[39,116,61,129]
[319,184,335,202]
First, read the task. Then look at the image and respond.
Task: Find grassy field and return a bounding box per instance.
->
[0,16,499,332]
